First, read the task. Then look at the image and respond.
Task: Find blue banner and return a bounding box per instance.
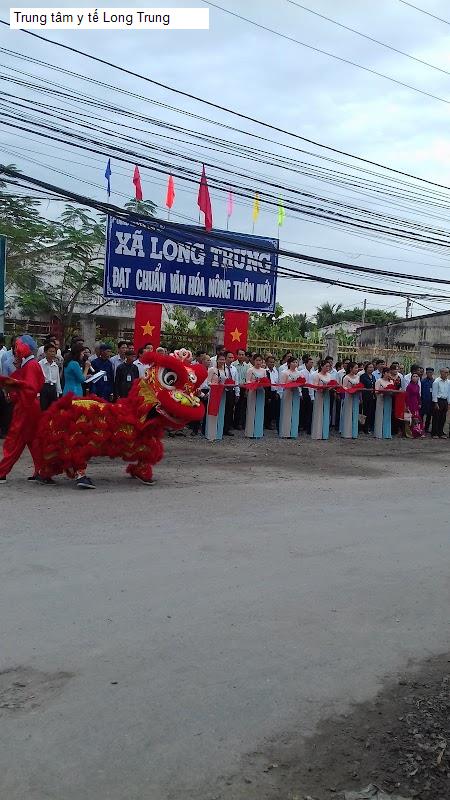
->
[104,216,278,312]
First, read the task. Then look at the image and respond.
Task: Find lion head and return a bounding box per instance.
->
[134,351,208,429]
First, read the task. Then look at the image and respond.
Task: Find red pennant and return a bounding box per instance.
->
[166,174,175,209]
[133,165,143,201]
[223,311,249,353]
[197,164,213,231]
[134,302,162,351]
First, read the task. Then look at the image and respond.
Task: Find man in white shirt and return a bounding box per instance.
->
[232,349,248,429]
[264,353,280,430]
[210,345,226,369]
[133,347,147,378]
[431,367,450,438]
[299,356,314,433]
[110,340,129,375]
[39,342,62,410]
[372,359,386,381]
[223,351,239,436]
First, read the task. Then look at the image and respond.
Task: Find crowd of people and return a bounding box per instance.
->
[1,334,450,443]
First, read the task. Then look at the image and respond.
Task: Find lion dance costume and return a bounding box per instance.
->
[0,335,44,481]
[34,350,207,487]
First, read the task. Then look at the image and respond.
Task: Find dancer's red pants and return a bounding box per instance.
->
[0,399,41,478]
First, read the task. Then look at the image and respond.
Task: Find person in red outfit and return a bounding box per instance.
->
[0,335,45,483]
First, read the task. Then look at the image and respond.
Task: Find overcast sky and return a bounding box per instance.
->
[1,0,450,318]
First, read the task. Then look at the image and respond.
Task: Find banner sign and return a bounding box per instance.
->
[104,216,278,312]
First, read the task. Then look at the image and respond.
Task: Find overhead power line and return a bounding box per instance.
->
[199,1,450,107]
[2,165,450,301]
[1,18,450,192]
[286,0,450,77]
[398,0,450,26]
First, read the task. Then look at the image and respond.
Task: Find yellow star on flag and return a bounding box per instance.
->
[230,327,242,342]
[141,321,155,336]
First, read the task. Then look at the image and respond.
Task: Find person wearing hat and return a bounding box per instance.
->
[89,343,115,402]
[0,335,46,483]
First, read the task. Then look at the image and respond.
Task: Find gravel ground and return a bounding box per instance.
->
[0,430,449,800]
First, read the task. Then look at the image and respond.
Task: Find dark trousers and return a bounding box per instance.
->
[0,390,13,435]
[264,390,280,429]
[224,390,235,433]
[421,408,432,432]
[189,395,208,434]
[362,394,375,433]
[301,389,313,434]
[40,383,58,411]
[431,399,448,437]
[334,396,341,431]
[233,390,247,429]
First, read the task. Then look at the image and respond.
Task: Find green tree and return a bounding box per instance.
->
[124,199,157,217]
[0,164,58,290]
[341,306,399,325]
[315,302,343,328]
[13,205,106,333]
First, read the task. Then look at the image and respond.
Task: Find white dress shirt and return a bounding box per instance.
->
[39,358,62,394]
[300,367,314,399]
[133,359,147,378]
[266,366,279,391]
[432,378,450,402]
[111,354,126,375]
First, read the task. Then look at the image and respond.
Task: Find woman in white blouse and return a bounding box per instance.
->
[279,357,303,438]
[374,366,394,439]
[245,354,267,438]
[340,362,361,439]
[311,361,333,439]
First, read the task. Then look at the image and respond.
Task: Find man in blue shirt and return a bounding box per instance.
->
[421,367,434,434]
[89,344,115,401]
[0,335,17,377]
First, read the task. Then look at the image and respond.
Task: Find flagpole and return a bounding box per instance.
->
[226,216,229,231]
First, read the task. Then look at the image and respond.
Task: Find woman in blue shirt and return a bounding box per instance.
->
[63,343,90,397]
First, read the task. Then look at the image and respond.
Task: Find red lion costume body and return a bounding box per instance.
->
[35,351,207,485]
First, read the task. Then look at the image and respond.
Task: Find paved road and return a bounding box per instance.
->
[1,437,449,799]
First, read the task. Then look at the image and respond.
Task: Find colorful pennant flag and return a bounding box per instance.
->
[133,165,143,201]
[104,158,111,198]
[226,189,234,219]
[252,192,260,223]
[197,164,213,231]
[277,197,285,227]
[166,174,175,209]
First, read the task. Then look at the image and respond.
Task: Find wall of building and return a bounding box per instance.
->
[359,311,450,349]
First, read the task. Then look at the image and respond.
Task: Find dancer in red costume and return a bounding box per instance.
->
[0,335,45,483]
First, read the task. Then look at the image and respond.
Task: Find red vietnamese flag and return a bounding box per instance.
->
[133,165,143,201]
[224,311,249,353]
[166,174,175,209]
[134,302,162,352]
[197,164,213,231]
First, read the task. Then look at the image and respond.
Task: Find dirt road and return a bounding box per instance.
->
[0,433,449,799]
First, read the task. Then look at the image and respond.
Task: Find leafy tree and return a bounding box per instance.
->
[124,199,157,217]
[341,306,399,325]
[315,302,343,328]
[13,205,106,333]
[0,164,58,290]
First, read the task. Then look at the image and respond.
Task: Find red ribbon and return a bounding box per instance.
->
[207,380,236,417]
